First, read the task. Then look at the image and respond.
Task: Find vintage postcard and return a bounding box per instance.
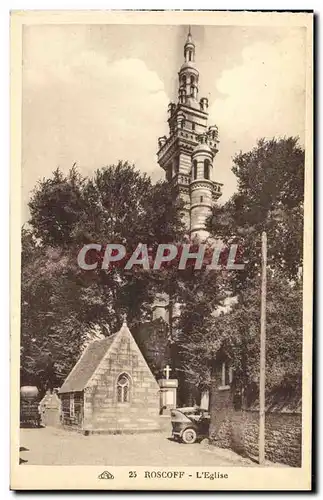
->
[10,10,313,491]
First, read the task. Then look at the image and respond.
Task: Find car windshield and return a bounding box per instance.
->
[179,407,204,416]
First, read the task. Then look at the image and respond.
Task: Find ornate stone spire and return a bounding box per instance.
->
[157,26,223,240]
[178,26,199,105]
[184,25,195,61]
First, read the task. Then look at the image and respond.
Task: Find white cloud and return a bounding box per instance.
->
[207,29,306,203]
[22,26,306,217]
[210,29,305,146]
[22,40,168,219]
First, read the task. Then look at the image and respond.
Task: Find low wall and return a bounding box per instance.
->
[212,410,302,467]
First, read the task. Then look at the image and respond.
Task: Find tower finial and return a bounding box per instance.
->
[186,25,192,43]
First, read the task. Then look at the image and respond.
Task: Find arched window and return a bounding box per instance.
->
[190,75,194,85]
[181,120,185,129]
[182,75,186,86]
[192,123,195,131]
[117,373,130,403]
[193,160,197,180]
[188,51,192,62]
[204,159,210,180]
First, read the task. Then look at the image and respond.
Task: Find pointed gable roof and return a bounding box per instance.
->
[59,321,159,395]
[59,334,116,394]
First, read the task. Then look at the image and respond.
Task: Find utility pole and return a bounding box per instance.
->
[259,231,267,465]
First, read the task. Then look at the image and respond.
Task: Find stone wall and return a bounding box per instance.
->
[212,411,302,467]
[61,392,84,428]
[209,388,233,446]
[209,362,302,467]
[39,391,62,428]
[209,361,234,445]
[84,328,160,433]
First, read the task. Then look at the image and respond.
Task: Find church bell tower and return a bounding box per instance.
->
[157,27,223,240]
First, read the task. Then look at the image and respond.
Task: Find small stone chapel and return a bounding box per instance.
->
[58,321,161,434]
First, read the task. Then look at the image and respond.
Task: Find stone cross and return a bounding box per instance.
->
[163,365,172,380]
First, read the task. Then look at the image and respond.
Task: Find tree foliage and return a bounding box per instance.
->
[180,273,302,394]
[181,137,304,398]
[207,137,304,288]
[21,162,185,389]
[21,137,305,403]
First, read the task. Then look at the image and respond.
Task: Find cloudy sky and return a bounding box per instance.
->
[22,23,307,221]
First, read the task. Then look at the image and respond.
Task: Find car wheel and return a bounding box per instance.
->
[182,428,197,444]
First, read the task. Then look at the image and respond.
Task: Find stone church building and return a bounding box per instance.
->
[58,28,227,432]
[153,27,224,325]
[59,321,160,434]
[157,27,223,241]
[56,29,301,466]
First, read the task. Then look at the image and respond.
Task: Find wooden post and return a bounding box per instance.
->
[259,231,267,465]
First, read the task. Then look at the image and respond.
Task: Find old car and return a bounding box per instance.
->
[170,406,210,444]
